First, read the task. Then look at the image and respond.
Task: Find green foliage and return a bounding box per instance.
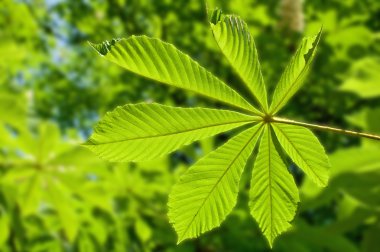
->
[272,123,330,187]
[249,124,299,247]
[84,103,259,162]
[87,7,339,246]
[298,102,380,251]
[269,30,321,114]
[168,124,263,243]
[0,93,27,129]
[89,36,259,114]
[340,57,380,98]
[210,11,268,111]
[2,0,380,251]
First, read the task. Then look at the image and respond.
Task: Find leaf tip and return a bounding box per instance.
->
[316,167,330,187]
[80,139,96,149]
[268,241,274,249]
[175,230,191,245]
[176,237,184,245]
[209,8,223,25]
[318,178,329,188]
[88,38,121,56]
[264,232,276,249]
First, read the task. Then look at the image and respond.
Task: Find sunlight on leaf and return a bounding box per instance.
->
[90,36,261,114]
[272,123,330,187]
[169,124,263,243]
[84,103,259,162]
[210,10,268,111]
[249,124,299,247]
[270,29,322,114]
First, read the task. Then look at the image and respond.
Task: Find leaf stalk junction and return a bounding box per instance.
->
[263,116,380,141]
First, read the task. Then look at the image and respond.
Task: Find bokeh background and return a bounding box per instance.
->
[1,0,380,251]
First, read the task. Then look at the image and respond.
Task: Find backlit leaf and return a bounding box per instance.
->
[84,103,259,162]
[249,124,299,247]
[210,10,268,111]
[269,30,322,114]
[169,124,263,243]
[90,36,260,114]
[272,123,330,187]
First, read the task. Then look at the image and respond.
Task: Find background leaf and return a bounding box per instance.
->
[339,57,380,98]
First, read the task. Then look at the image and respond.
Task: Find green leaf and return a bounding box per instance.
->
[269,29,322,114]
[272,123,330,187]
[339,57,380,98]
[336,172,380,208]
[362,223,380,252]
[0,211,10,247]
[330,147,380,176]
[168,124,263,243]
[0,92,26,129]
[210,10,268,111]
[135,218,152,243]
[46,177,79,242]
[249,124,299,247]
[276,220,359,252]
[90,36,260,114]
[84,103,259,162]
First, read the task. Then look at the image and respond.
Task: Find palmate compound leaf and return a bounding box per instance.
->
[86,8,336,248]
[210,9,268,111]
[272,123,330,187]
[83,103,260,162]
[168,123,264,243]
[249,124,299,247]
[90,36,261,115]
[269,29,322,115]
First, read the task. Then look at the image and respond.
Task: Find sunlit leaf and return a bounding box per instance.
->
[249,124,299,247]
[272,123,330,187]
[210,9,268,111]
[90,36,260,114]
[84,103,258,162]
[269,30,322,114]
[168,124,263,243]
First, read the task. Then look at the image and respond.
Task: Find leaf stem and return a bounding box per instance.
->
[271,116,380,141]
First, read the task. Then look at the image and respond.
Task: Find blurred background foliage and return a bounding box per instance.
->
[1,0,380,251]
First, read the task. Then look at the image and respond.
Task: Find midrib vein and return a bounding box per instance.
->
[275,125,324,185]
[267,125,274,242]
[180,124,263,240]
[87,119,255,145]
